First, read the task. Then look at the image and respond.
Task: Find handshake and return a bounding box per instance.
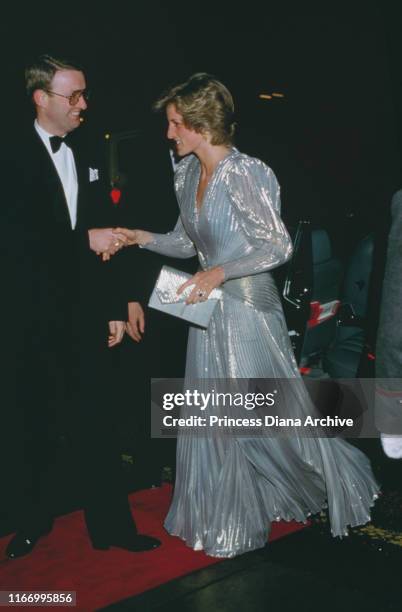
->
[88,227,153,260]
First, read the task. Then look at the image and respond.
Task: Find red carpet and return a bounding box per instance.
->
[0,485,308,610]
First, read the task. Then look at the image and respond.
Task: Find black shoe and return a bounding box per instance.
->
[93,534,161,552]
[6,531,44,559]
[6,520,52,560]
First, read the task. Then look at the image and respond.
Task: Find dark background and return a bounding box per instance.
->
[1,0,402,512]
[2,0,402,245]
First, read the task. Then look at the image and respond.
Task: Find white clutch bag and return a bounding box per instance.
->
[148,265,223,328]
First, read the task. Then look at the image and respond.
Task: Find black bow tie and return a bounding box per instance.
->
[49,134,73,153]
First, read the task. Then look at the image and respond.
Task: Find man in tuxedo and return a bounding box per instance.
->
[1,54,160,558]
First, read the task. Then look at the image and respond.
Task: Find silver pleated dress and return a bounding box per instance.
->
[145,149,379,558]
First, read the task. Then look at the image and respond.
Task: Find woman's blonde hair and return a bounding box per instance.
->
[154,73,236,146]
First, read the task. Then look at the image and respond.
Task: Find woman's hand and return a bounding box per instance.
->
[177,267,225,304]
[113,228,153,246]
[101,228,154,261]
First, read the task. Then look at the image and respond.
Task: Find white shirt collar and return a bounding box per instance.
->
[34,120,67,151]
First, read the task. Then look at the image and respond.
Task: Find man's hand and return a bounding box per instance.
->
[89,228,128,256]
[126,302,145,342]
[99,228,153,261]
[108,320,125,347]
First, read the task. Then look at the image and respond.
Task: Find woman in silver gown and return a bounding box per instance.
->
[118,73,379,558]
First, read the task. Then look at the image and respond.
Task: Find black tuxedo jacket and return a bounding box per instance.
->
[1,125,125,406]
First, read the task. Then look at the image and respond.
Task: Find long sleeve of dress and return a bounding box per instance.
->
[221,157,293,281]
[144,214,197,258]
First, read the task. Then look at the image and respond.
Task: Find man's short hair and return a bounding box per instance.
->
[25,54,84,98]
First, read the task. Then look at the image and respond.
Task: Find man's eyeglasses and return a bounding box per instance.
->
[43,89,90,106]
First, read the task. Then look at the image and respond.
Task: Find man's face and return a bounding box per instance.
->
[40,69,87,135]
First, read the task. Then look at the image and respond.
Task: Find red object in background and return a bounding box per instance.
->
[307,300,340,328]
[367,353,376,361]
[110,188,122,205]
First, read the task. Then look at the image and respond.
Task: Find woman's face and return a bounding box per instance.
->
[166,104,205,157]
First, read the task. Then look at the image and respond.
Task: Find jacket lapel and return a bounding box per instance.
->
[70,144,87,230]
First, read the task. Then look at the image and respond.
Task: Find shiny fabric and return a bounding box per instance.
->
[154,265,222,303]
[145,149,379,557]
[149,265,222,328]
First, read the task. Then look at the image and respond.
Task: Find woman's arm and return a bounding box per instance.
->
[116,215,197,259]
[221,156,293,281]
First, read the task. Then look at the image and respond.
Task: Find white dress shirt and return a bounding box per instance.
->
[35,120,78,229]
